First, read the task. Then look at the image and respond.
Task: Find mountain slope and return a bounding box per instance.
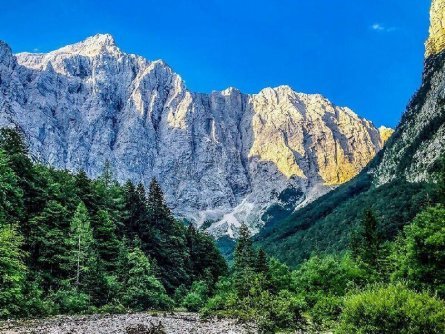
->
[0,35,385,238]
[256,0,445,266]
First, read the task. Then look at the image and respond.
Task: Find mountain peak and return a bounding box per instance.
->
[51,33,120,57]
[83,33,116,47]
[0,40,14,67]
[425,0,445,58]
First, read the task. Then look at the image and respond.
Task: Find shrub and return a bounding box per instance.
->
[182,281,208,312]
[337,284,445,334]
[392,206,445,297]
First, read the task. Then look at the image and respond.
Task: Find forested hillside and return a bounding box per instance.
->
[256,44,445,267]
[0,128,226,319]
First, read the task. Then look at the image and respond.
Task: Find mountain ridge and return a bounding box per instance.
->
[256,0,445,265]
[0,34,387,238]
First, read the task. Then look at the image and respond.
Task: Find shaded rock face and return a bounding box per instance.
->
[0,35,385,237]
[375,1,445,185]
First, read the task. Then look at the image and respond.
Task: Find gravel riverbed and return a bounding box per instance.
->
[0,313,256,334]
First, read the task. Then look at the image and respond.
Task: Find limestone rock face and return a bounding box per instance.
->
[375,1,445,185]
[426,0,445,58]
[0,35,386,237]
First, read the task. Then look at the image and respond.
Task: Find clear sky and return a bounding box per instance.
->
[0,0,431,127]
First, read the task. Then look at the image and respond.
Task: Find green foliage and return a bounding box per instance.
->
[337,284,445,334]
[257,176,433,266]
[0,225,26,319]
[65,202,95,288]
[182,281,208,312]
[0,150,23,223]
[0,128,226,319]
[392,205,445,297]
[121,246,173,311]
[234,224,256,272]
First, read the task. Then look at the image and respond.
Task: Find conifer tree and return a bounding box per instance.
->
[65,202,95,288]
[234,224,256,272]
[28,200,70,288]
[256,248,269,274]
[94,210,120,271]
[0,149,23,224]
[0,224,26,319]
[121,246,173,311]
[351,209,382,271]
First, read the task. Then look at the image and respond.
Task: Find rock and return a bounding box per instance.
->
[0,312,255,334]
[425,0,445,58]
[374,1,445,185]
[0,35,387,238]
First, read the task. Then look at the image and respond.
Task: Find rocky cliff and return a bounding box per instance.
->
[0,35,385,237]
[426,0,445,58]
[256,0,445,265]
[375,0,445,184]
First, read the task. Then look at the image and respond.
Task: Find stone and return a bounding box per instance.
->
[0,34,387,238]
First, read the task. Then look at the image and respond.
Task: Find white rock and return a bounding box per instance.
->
[0,35,386,237]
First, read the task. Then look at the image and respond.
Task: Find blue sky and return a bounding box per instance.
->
[0,0,431,127]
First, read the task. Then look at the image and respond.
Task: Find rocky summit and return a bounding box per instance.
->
[0,35,387,237]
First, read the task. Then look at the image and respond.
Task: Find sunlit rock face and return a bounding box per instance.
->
[426,0,445,58]
[0,35,386,237]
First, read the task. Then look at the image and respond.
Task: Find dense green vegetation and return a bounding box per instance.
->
[0,128,226,318]
[200,164,445,333]
[257,171,435,266]
[1,127,445,334]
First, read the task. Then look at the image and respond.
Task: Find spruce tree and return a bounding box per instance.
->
[93,210,120,271]
[121,246,173,311]
[28,200,70,289]
[256,248,269,274]
[65,202,95,288]
[234,224,256,272]
[351,209,382,271]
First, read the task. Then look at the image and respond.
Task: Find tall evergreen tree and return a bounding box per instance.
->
[0,149,23,224]
[28,200,70,289]
[256,248,269,275]
[351,209,382,271]
[234,224,256,272]
[0,224,26,319]
[65,202,95,288]
[121,245,173,311]
[93,210,120,271]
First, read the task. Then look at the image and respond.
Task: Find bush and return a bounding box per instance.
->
[50,287,93,314]
[392,206,445,297]
[337,284,445,334]
[182,281,208,312]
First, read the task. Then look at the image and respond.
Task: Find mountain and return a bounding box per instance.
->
[256,0,445,266]
[0,34,386,238]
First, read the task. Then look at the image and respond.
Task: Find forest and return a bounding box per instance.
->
[1,127,445,333]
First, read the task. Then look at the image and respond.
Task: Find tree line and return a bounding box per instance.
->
[197,162,445,333]
[0,128,227,318]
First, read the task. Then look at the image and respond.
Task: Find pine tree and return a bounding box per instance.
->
[234,224,256,272]
[0,224,26,319]
[351,209,382,270]
[121,246,173,311]
[75,170,97,213]
[93,210,120,271]
[146,178,173,232]
[256,248,269,274]
[28,200,70,289]
[123,181,147,239]
[65,202,95,288]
